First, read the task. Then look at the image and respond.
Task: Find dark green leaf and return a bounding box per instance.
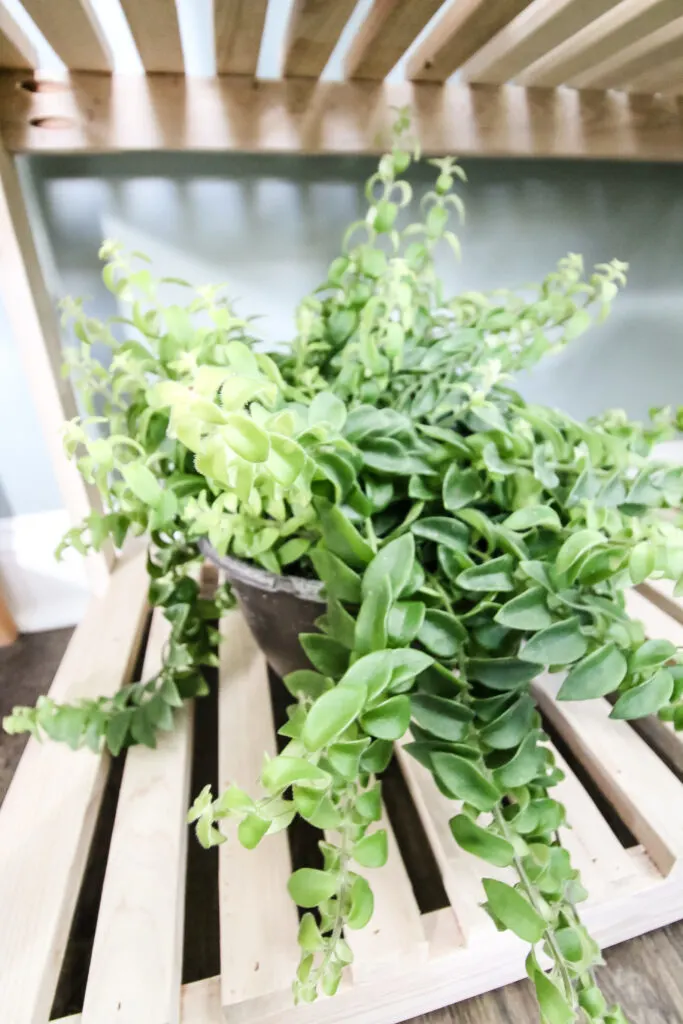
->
[105,710,132,756]
[418,609,464,659]
[300,634,350,678]
[315,498,374,569]
[449,815,515,867]
[494,730,545,788]
[457,556,515,593]
[631,638,676,672]
[468,657,538,691]
[480,695,536,750]
[361,695,411,740]
[483,878,545,943]
[556,644,626,701]
[411,693,473,741]
[443,466,482,511]
[495,588,553,631]
[412,516,469,551]
[610,668,674,720]
[430,752,500,811]
[359,739,393,773]
[311,548,362,604]
[520,618,588,666]
[362,534,415,599]
[355,577,392,655]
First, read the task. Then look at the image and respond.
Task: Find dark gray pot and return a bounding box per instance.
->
[199,539,325,679]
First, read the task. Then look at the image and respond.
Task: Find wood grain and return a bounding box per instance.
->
[214,0,268,76]
[3,72,683,162]
[0,547,148,1023]
[461,0,624,85]
[408,0,532,83]
[0,5,37,70]
[81,609,193,1024]
[571,12,683,88]
[518,0,683,87]
[345,0,446,81]
[20,0,112,72]
[120,0,184,73]
[0,140,113,589]
[217,613,299,1012]
[283,0,357,79]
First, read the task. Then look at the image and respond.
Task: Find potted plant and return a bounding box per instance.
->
[6,120,683,1023]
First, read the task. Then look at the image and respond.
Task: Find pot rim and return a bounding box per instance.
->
[199,537,325,603]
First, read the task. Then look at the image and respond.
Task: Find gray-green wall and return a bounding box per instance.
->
[2,154,683,518]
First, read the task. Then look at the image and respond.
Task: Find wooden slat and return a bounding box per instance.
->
[627,52,683,93]
[20,0,112,72]
[0,5,38,69]
[120,0,184,74]
[81,609,193,1024]
[571,12,683,88]
[341,808,427,981]
[345,0,446,81]
[0,547,148,1024]
[214,0,268,76]
[283,0,357,79]
[0,140,113,591]
[4,72,683,161]
[461,0,624,85]
[536,678,683,878]
[217,612,299,1011]
[407,0,532,83]
[518,0,683,87]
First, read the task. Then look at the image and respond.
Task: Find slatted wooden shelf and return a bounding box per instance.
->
[1,0,683,158]
[2,561,683,1024]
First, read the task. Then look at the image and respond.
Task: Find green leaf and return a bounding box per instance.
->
[311,549,362,604]
[483,878,545,943]
[503,506,561,532]
[362,533,415,600]
[309,391,347,431]
[450,815,514,867]
[283,670,331,701]
[387,601,425,646]
[610,668,674,720]
[494,730,545,788]
[457,555,515,592]
[443,466,481,511]
[223,413,270,463]
[418,609,464,659]
[520,618,588,666]
[631,638,676,672]
[388,648,434,690]
[361,695,411,740]
[355,784,382,821]
[359,738,393,773]
[482,441,515,476]
[302,684,367,751]
[347,875,374,929]
[352,829,388,868]
[556,530,605,579]
[327,738,370,779]
[411,694,473,741]
[121,463,163,507]
[556,644,627,701]
[287,868,338,908]
[339,650,393,699]
[468,657,538,691]
[298,912,325,952]
[412,516,469,551]
[533,972,574,1024]
[106,710,132,756]
[325,597,356,649]
[238,813,269,849]
[629,541,655,585]
[261,756,331,793]
[480,695,536,750]
[316,499,374,569]
[430,752,500,811]
[300,634,349,678]
[355,577,392,655]
[495,588,553,631]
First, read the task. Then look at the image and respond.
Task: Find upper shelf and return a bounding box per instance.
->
[1,0,683,160]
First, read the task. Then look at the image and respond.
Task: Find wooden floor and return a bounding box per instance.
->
[1,630,682,1024]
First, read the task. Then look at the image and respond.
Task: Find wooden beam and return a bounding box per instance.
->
[407,0,532,83]
[518,0,683,88]
[572,15,683,89]
[283,0,357,78]
[20,0,112,72]
[0,5,38,70]
[628,55,683,94]
[461,0,623,85]
[0,140,113,589]
[214,0,268,76]
[2,72,683,162]
[119,0,184,74]
[345,0,446,81]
